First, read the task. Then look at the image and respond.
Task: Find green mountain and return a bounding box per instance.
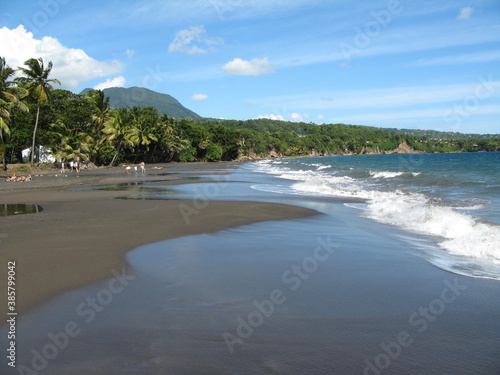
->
[80,86,201,119]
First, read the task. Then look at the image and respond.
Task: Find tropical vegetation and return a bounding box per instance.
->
[15,57,61,165]
[1,56,499,168]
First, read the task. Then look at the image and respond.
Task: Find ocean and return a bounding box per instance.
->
[247,152,500,281]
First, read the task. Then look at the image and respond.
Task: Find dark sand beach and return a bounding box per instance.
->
[0,163,317,315]
[1,162,499,374]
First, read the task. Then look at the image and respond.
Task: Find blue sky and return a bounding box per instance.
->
[1,0,499,133]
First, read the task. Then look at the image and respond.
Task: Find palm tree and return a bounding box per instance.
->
[127,107,158,161]
[155,120,189,162]
[88,89,110,130]
[0,57,28,170]
[86,89,110,164]
[49,120,92,164]
[102,107,135,166]
[16,57,60,165]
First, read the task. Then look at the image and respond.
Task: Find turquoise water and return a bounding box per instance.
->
[248,152,500,281]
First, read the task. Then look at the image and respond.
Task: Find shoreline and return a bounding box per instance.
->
[0,161,247,190]
[2,158,500,374]
[0,162,319,315]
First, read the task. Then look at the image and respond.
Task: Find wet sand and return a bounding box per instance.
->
[0,163,318,315]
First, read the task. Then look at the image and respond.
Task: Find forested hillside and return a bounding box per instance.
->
[80,87,201,119]
[381,127,500,141]
[3,87,499,168]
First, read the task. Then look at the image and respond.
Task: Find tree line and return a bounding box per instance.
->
[1,56,499,170]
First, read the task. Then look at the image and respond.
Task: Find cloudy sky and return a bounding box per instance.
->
[1,0,499,133]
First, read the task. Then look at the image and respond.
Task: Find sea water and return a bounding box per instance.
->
[247,152,500,281]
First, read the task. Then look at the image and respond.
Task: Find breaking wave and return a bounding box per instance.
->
[251,159,500,280]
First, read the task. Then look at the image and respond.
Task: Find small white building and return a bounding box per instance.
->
[22,145,56,163]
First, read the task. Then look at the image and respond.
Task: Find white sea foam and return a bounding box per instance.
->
[251,160,500,278]
[369,171,421,178]
[304,162,332,171]
[364,192,500,262]
[343,203,368,210]
[369,171,404,179]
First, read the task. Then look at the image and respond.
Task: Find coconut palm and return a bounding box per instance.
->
[0,57,28,170]
[126,107,159,161]
[102,107,135,166]
[155,120,189,162]
[49,120,92,164]
[88,89,110,130]
[85,89,110,163]
[16,57,60,165]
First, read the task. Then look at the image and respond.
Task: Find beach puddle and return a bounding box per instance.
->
[150,172,177,176]
[116,194,177,200]
[98,177,206,189]
[107,185,178,194]
[98,182,147,191]
[0,204,43,216]
[72,182,174,192]
[112,185,180,199]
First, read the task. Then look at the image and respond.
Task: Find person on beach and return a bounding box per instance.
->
[140,161,146,173]
[134,165,138,173]
[60,161,65,173]
[76,160,81,173]
[5,174,31,182]
[69,160,74,172]
[16,175,31,182]
[124,165,131,174]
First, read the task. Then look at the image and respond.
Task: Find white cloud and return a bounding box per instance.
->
[126,49,136,58]
[0,25,124,90]
[168,25,222,55]
[457,7,474,20]
[317,114,325,122]
[257,114,285,121]
[290,112,307,122]
[191,93,208,101]
[93,76,126,90]
[222,57,274,76]
[257,112,309,122]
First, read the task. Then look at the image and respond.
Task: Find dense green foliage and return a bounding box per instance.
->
[382,127,500,141]
[2,57,499,167]
[0,57,29,169]
[4,89,500,165]
[16,57,61,165]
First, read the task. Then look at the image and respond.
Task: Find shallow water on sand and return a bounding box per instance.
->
[0,204,43,216]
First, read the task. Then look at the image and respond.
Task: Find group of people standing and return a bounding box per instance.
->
[60,160,81,173]
[124,162,147,174]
